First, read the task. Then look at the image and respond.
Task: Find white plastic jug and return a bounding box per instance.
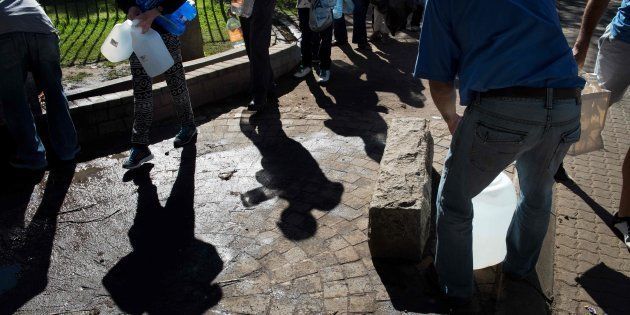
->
[130,20,174,77]
[101,20,133,62]
[472,172,518,270]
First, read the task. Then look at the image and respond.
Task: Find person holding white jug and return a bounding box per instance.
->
[117,0,197,169]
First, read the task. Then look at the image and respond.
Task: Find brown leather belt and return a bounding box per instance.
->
[480,87,581,100]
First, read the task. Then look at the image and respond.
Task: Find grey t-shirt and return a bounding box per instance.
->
[0,0,56,35]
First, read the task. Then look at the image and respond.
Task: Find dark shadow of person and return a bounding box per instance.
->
[337,42,426,109]
[0,163,76,314]
[576,263,630,315]
[239,107,344,240]
[304,71,387,162]
[561,180,628,252]
[103,144,223,314]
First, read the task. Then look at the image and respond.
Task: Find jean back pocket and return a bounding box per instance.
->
[470,122,527,172]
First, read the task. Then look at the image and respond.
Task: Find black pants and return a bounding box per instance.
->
[333,0,368,44]
[298,8,333,70]
[240,0,276,104]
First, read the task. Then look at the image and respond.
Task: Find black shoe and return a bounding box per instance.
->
[554,164,573,183]
[174,126,198,148]
[332,40,349,47]
[122,145,154,170]
[423,263,479,313]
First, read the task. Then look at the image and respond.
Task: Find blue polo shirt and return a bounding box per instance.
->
[610,0,630,43]
[414,0,585,105]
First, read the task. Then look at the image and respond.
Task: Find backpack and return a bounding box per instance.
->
[309,0,334,32]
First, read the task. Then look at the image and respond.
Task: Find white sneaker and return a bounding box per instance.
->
[294,65,311,78]
[613,212,630,249]
[317,69,330,83]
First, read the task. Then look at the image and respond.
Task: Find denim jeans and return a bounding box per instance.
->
[436,94,581,299]
[0,32,78,169]
[333,0,368,44]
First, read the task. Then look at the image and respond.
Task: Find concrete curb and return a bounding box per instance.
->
[68,43,300,142]
[65,47,248,101]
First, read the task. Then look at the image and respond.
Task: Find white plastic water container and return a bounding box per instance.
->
[100,20,133,62]
[130,20,174,77]
[472,172,518,270]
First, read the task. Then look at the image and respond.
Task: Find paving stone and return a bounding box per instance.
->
[348,294,375,313]
[293,274,323,294]
[324,297,348,313]
[335,246,361,264]
[342,261,368,278]
[346,276,372,294]
[321,265,345,282]
[323,280,349,299]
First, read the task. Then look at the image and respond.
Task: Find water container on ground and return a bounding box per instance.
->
[101,20,133,62]
[472,171,518,270]
[130,20,175,77]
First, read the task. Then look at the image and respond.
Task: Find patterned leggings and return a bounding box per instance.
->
[129,33,195,145]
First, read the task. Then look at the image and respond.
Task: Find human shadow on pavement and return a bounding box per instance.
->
[561,180,627,251]
[576,263,630,315]
[0,164,76,314]
[239,107,344,240]
[305,72,387,162]
[103,145,224,314]
[337,42,426,109]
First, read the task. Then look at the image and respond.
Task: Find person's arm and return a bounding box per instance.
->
[429,80,461,134]
[573,0,611,68]
[413,0,460,134]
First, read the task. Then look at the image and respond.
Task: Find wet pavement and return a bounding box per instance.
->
[2,4,629,313]
[0,30,450,313]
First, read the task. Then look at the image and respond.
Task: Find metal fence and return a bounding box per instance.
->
[40,0,232,66]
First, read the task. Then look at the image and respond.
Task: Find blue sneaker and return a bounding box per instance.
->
[174,126,198,148]
[122,145,154,170]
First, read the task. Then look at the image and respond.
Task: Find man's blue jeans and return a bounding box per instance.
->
[436,95,581,299]
[0,32,78,169]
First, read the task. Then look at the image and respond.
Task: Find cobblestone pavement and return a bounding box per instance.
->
[0,31,452,314]
[554,1,630,314]
[1,4,629,314]
[552,100,630,315]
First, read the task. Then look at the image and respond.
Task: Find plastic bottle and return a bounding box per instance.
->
[101,20,134,62]
[226,15,245,48]
[230,0,254,18]
[130,20,175,77]
[155,0,198,36]
[333,0,343,19]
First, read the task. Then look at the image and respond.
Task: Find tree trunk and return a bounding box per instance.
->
[180,18,205,62]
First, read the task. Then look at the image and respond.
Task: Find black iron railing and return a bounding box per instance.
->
[40,0,232,66]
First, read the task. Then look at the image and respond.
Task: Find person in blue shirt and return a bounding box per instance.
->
[568,0,630,249]
[414,0,585,309]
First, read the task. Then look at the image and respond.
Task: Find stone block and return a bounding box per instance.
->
[368,118,433,262]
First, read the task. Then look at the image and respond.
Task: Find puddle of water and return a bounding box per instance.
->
[73,166,105,183]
